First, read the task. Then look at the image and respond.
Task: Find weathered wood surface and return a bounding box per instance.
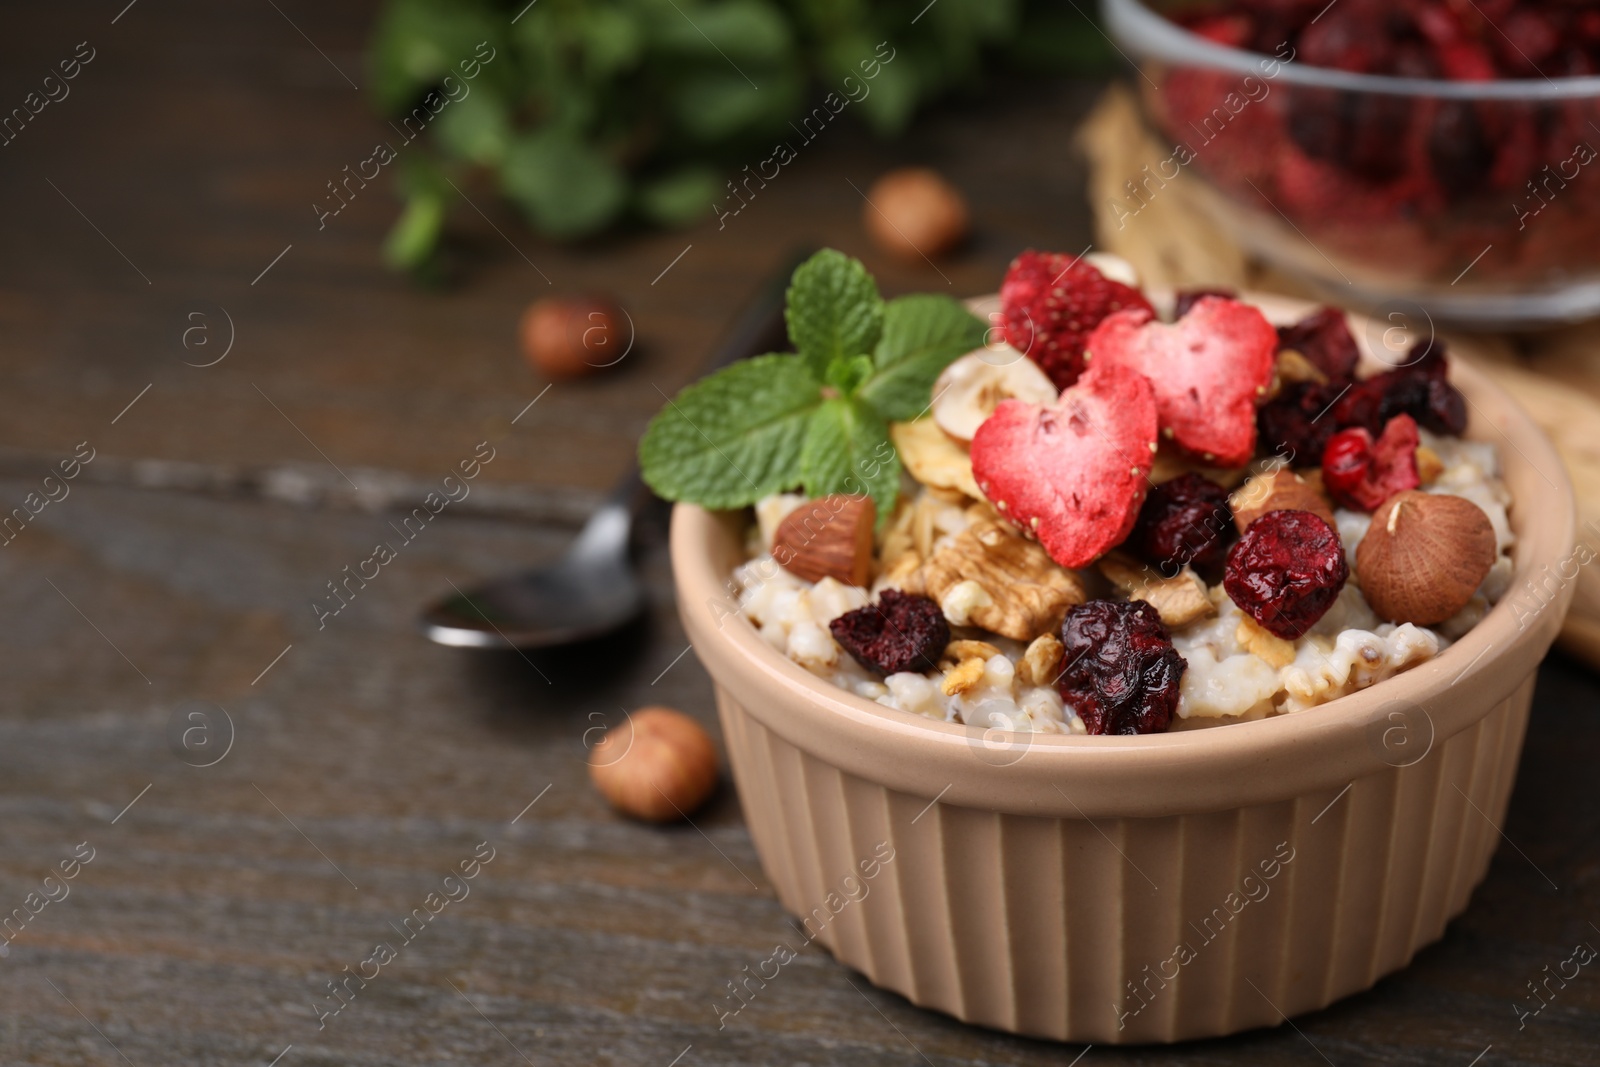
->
[0,3,1596,1065]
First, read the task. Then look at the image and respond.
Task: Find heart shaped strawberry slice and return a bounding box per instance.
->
[970,362,1158,568]
[1085,296,1276,468]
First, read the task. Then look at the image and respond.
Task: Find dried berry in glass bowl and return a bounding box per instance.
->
[1104,0,1600,325]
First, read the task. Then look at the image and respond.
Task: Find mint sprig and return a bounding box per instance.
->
[640,249,986,523]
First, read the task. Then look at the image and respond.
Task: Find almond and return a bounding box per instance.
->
[1235,616,1298,668]
[772,494,875,586]
[1231,468,1337,533]
[1356,490,1496,625]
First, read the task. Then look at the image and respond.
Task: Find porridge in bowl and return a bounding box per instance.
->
[643,249,1512,736]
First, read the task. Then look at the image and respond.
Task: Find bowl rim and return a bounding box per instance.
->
[670,296,1577,818]
[1102,0,1600,100]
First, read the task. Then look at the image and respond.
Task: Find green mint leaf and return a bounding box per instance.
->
[798,397,901,526]
[639,355,823,509]
[824,354,874,395]
[856,293,989,421]
[785,249,884,380]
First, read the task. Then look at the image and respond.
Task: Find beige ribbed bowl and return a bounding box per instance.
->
[670,313,1576,1043]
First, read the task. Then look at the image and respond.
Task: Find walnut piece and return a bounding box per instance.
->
[1015,633,1064,688]
[944,639,1003,664]
[877,550,925,595]
[1097,552,1216,629]
[924,520,1085,641]
[940,657,988,696]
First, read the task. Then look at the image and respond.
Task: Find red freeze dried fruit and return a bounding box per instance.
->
[970,362,1159,568]
[1085,296,1277,467]
[1130,472,1233,573]
[1223,509,1350,639]
[829,589,950,676]
[999,250,1154,390]
[1321,414,1421,511]
[1173,287,1236,320]
[1059,600,1186,736]
[1276,306,1359,381]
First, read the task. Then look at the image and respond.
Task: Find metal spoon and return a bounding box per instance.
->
[419,255,798,649]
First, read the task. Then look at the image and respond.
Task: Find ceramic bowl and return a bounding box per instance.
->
[669,299,1575,1042]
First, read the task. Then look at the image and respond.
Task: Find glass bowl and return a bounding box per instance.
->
[1103,0,1600,328]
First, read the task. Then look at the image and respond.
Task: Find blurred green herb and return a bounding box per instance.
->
[366,0,1106,268]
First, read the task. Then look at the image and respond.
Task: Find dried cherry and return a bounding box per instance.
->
[829,589,949,676]
[1276,306,1360,381]
[1223,509,1350,639]
[1129,472,1233,573]
[1256,379,1341,465]
[1058,600,1185,736]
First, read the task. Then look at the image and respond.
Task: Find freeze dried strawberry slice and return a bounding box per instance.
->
[1085,296,1276,467]
[970,362,1158,569]
[999,250,1154,391]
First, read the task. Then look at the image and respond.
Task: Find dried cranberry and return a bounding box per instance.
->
[1337,368,1467,437]
[1173,287,1236,320]
[1276,306,1359,381]
[1058,600,1185,736]
[1326,338,1466,438]
[1129,473,1233,573]
[1330,378,1385,435]
[1256,379,1341,465]
[1223,510,1349,639]
[829,589,949,676]
[1376,372,1466,434]
[1321,414,1421,511]
[1406,336,1449,375]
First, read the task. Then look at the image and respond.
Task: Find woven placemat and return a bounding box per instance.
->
[1079,86,1600,669]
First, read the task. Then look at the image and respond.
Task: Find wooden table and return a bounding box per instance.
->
[0,3,1595,1064]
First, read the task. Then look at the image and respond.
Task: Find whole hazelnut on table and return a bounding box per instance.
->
[519,296,627,380]
[862,167,969,263]
[1356,490,1497,625]
[589,706,719,822]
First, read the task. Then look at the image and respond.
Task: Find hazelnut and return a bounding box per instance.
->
[519,296,626,379]
[772,494,875,586]
[1356,490,1496,626]
[862,167,969,263]
[931,351,1058,443]
[589,707,718,822]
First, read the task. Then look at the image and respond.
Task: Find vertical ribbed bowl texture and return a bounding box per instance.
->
[669,309,1576,1043]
